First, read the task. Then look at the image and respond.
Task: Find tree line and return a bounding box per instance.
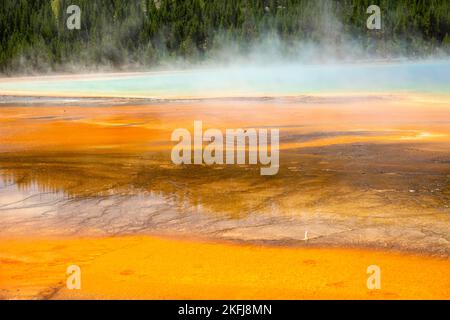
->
[0,0,449,74]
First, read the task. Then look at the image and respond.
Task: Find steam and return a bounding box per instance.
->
[2,0,450,76]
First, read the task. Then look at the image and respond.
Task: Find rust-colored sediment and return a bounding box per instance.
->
[1,94,449,300]
[0,235,449,300]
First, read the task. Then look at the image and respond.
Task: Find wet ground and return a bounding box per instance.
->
[1,94,449,256]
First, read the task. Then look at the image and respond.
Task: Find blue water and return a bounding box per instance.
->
[1,61,449,98]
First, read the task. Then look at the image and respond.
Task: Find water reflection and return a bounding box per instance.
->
[1,144,449,255]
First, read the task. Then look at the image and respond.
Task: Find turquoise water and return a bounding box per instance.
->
[1,61,449,98]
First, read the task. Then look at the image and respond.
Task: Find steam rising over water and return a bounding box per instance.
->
[1,61,449,99]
